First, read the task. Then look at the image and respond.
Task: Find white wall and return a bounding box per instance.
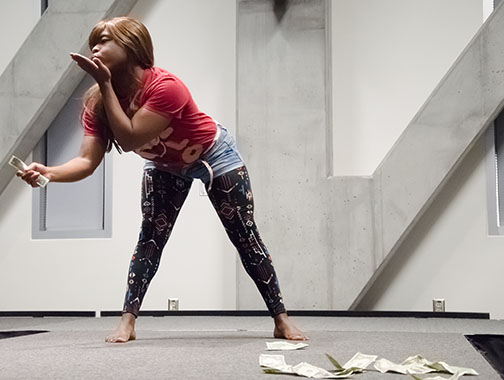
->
[332,0,484,176]
[0,0,237,312]
[345,1,504,319]
[128,0,238,311]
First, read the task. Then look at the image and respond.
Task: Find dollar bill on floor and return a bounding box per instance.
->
[342,352,377,372]
[374,355,478,376]
[325,352,377,374]
[260,354,293,373]
[427,361,478,376]
[266,341,309,351]
[260,354,355,379]
[375,356,431,374]
[410,373,465,380]
[292,362,353,379]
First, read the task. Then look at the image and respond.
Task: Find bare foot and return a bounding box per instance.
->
[105,313,136,343]
[273,313,309,340]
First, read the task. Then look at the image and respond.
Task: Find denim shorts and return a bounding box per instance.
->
[143,124,245,184]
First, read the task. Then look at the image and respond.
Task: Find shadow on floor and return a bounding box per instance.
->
[0,330,48,340]
[466,334,504,379]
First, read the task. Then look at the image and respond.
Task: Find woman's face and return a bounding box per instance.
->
[91,27,128,71]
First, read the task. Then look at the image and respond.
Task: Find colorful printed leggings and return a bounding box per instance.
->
[123,166,286,317]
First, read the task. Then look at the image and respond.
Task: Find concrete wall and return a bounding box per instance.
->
[0,1,40,75]
[2,0,503,319]
[236,0,378,311]
[0,0,237,312]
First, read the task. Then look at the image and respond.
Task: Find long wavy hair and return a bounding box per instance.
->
[82,17,154,152]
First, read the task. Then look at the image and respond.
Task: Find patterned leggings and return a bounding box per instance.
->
[123,166,286,317]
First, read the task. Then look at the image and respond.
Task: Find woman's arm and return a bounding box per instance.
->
[70,53,171,152]
[100,82,172,152]
[18,135,106,187]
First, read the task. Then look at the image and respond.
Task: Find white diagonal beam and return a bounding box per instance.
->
[352,1,504,307]
[0,0,138,196]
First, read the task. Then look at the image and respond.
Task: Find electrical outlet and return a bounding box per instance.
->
[432,298,445,312]
[168,298,179,311]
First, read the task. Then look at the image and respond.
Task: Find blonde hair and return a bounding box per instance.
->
[82,17,154,152]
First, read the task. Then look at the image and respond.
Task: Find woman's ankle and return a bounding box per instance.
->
[121,312,136,326]
[273,312,289,324]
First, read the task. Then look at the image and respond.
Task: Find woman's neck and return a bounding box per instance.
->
[111,65,146,99]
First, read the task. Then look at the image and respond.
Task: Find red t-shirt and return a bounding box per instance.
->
[82,67,217,167]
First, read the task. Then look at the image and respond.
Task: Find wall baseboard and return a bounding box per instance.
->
[0,310,490,319]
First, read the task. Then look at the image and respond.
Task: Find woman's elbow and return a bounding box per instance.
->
[81,165,97,179]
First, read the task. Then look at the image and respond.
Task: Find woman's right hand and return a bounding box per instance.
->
[70,53,111,87]
[16,162,50,188]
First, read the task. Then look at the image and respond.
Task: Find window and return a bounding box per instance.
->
[32,77,112,239]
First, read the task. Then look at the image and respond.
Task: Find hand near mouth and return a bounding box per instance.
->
[70,52,111,86]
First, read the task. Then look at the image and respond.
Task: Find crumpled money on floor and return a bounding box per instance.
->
[260,351,479,379]
[410,374,465,380]
[375,355,478,376]
[260,352,377,378]
[260,354,355,379]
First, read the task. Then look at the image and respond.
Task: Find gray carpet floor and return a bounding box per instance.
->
[0,316,502,379]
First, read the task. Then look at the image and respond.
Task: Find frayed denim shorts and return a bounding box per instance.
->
[143,124,245,188]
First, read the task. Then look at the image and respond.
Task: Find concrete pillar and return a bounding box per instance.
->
[236,0,375,310]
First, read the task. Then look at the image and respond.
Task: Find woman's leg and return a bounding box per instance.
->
[207,166,307,339]
[207,166,285,315]
[106,169,192,343]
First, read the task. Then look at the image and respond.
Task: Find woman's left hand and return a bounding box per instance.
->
[70,52,111,86]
